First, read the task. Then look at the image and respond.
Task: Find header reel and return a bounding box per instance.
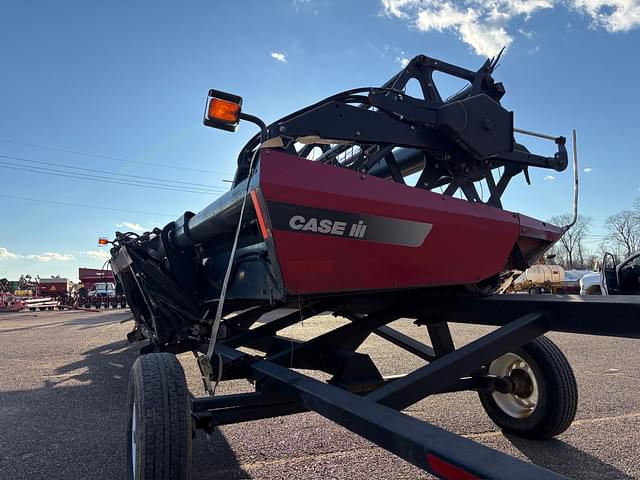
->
[212,53,567,209]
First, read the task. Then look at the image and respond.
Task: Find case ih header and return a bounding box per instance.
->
[109,54,640,479]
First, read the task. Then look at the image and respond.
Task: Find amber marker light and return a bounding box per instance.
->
[203,89,243,132]
[208,97,241,124]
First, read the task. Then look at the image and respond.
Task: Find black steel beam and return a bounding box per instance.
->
[223,304,327,348]
[192,392,274,412]
[245,334,303,356]
[419,295,640,338]
[249,358,565,479]
[373,326,436,361]
[195,401,307,427]
[225,305,280,331]
[368,312,549,410]
[425,322,455,357]
[266,308,399,365]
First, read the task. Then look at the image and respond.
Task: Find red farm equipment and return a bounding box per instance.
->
[108,53,639,480]
[77,267,126,309]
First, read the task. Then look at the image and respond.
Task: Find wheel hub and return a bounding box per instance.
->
[488,353,539,419]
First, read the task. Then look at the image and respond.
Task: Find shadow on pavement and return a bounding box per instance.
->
[1,335,248,479]
[192,429,252,479]
[506,434,634,479]
[0,311,127,333]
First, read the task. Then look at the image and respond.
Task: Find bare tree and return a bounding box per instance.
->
[605,210,640,258]
[546,242,566,266]
[548,214,592,269]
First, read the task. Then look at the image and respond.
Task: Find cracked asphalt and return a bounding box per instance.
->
[1,309,638,479]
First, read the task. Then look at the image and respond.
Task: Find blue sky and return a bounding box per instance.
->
[1,0,639,280]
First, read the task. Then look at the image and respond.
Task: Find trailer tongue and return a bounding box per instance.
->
[109,53,639,480]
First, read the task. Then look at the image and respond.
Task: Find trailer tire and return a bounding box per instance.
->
[127,353,192,480]
[478,336,577,440]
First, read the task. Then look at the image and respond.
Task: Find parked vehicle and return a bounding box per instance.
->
[581,252,640,295]
[579,271,601,295]
[78,267,115,291]
[508,265,587,294]
[88,282,116,297]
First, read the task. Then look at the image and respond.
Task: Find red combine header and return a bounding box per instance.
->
[106,53,640,480]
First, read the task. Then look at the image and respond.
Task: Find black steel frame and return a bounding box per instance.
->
[233,53,568,209]
[189,294,640,480]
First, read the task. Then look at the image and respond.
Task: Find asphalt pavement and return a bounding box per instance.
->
[0,309,638,479]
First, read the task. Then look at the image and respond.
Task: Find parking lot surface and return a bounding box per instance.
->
[1,309,639,479]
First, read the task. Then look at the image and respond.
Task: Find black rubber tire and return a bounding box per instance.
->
[127,353,192,480]
[478,336,578,440]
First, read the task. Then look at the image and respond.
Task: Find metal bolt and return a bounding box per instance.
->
[410,125,415,130]
[279,125,286,134]
[355,131,361,136]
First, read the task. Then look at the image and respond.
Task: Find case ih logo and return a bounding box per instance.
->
[288,215,367,238]
[268,202,432,247]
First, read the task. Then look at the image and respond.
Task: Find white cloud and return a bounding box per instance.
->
[457,21,512,57]
[1,246,77,262]
[383,0,544,57]
[0,247,18,260]
[573,0,640,32]
[381,0,416,18]
[584,167,593,173]
[26,252,75,262]
[271,52,287,63]
[381,0,640,56]
[115,221,147,233]
[415,3,476,31]
[518,28,534,38]
[544,175,556,181]
[84,250,111,260]
[396,56,410,67]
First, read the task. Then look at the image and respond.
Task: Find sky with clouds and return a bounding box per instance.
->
[382,1,640,56]
[1,0,639,280]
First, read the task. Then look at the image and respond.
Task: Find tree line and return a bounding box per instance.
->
[548,199,640,269]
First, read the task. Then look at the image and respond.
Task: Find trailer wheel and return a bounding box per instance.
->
[127,353,192,480]
[478,336,577,440]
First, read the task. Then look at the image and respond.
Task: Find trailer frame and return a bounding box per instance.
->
[119,52,632,479]
[134,294,637,480]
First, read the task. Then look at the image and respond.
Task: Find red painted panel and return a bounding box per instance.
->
[427,453,479,480]
[258,150,554,295]
[39,282,70,295]
[78,268,115,289]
